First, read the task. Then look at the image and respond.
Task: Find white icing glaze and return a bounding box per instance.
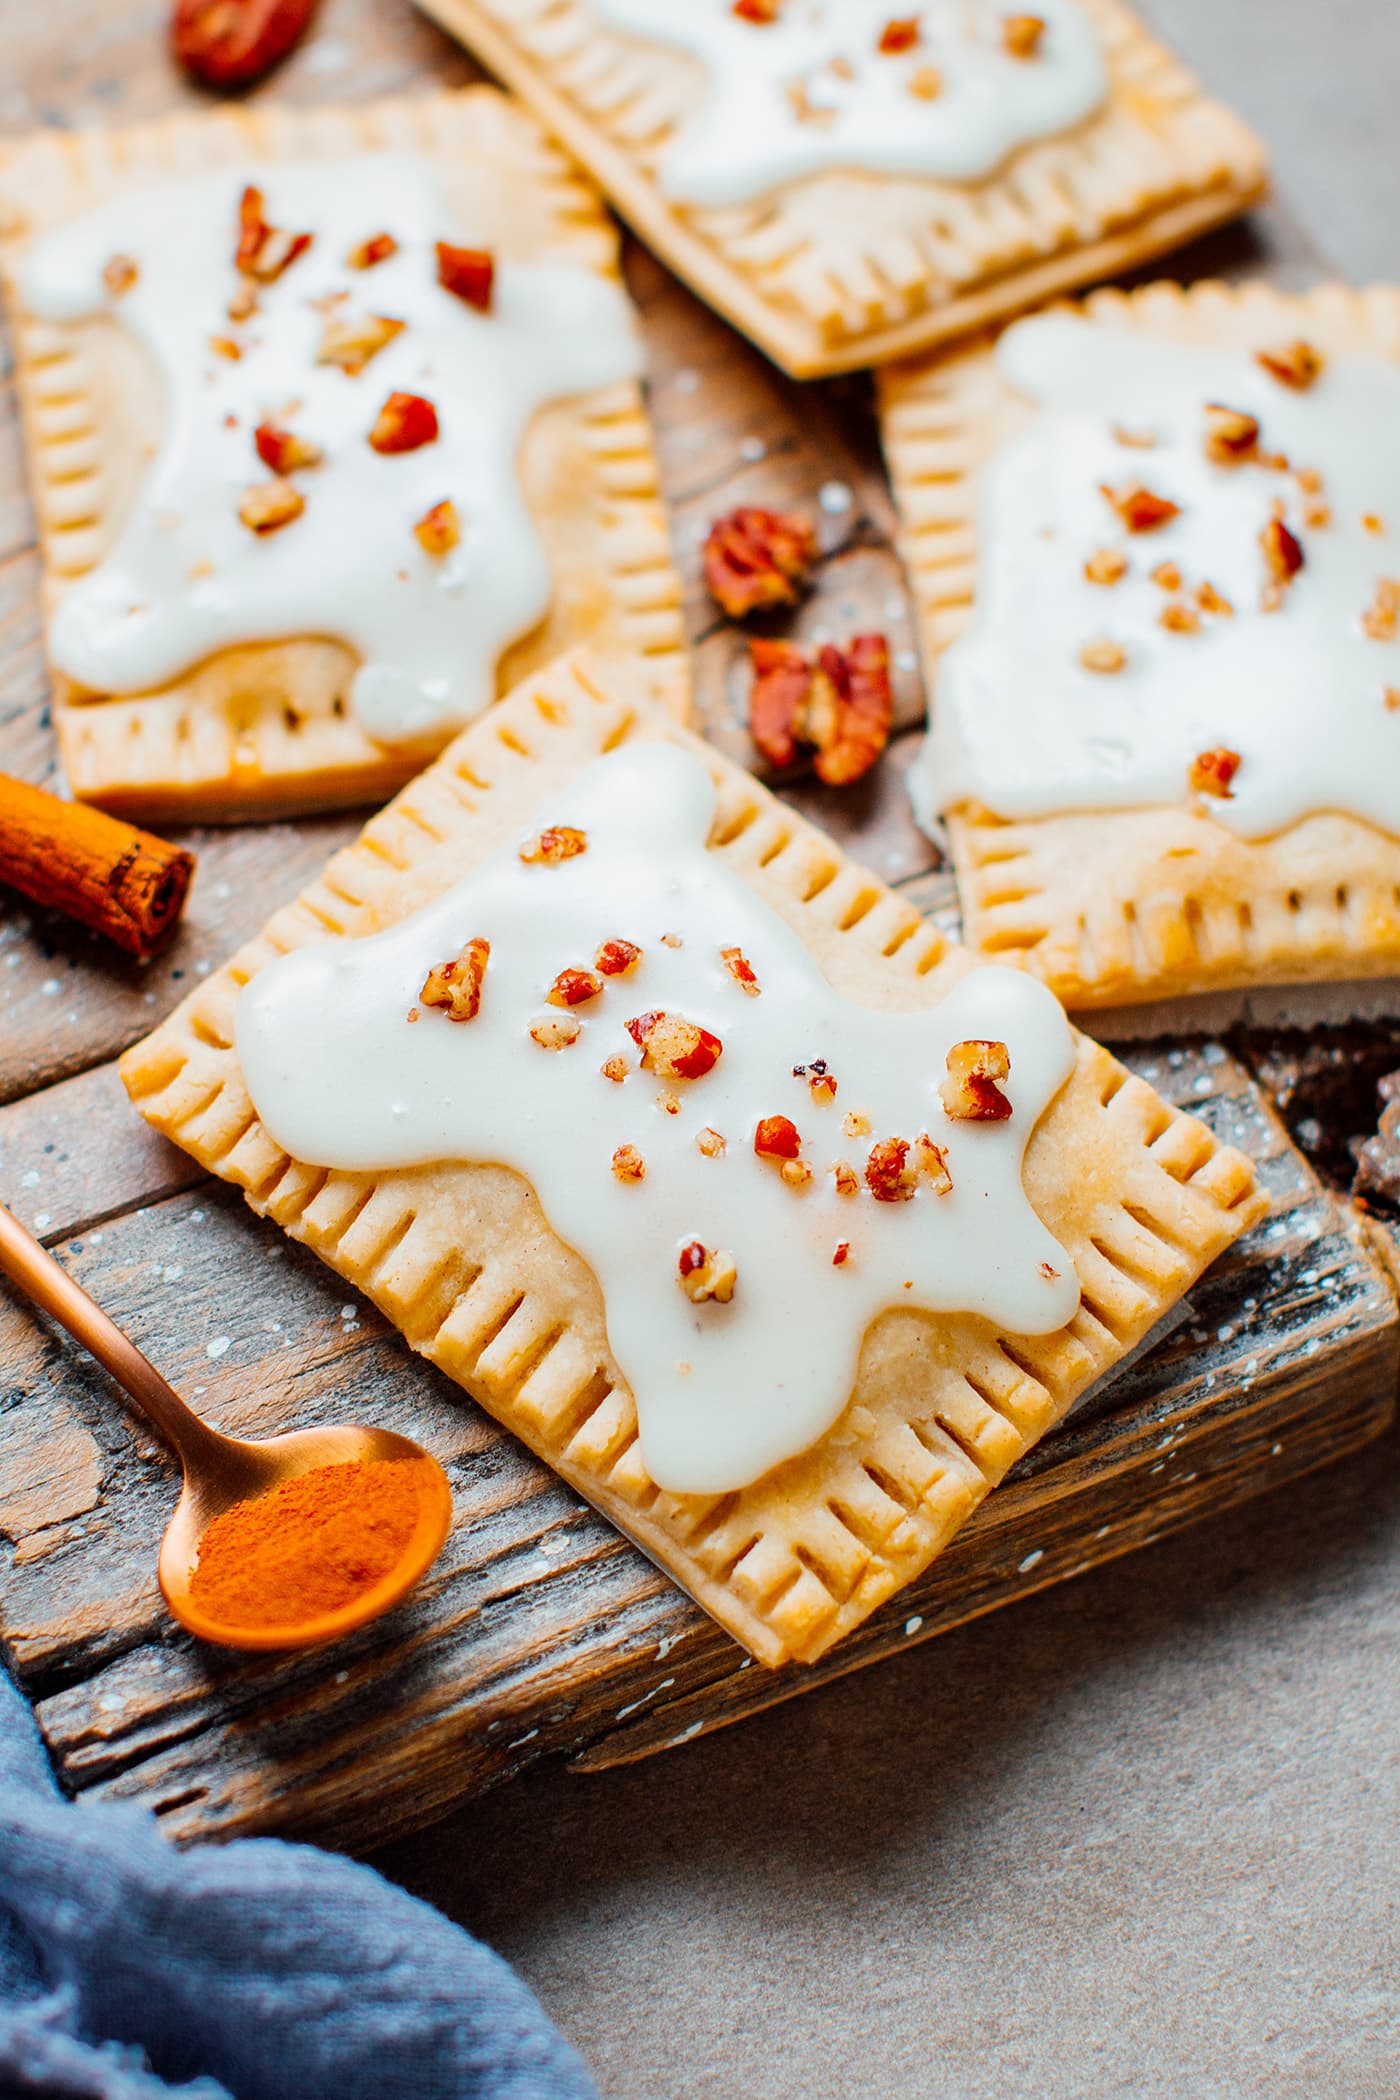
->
[19,156,642,747]
[591,0,1106,207]
[236,743,1078,1495]
[916,315,1400,840]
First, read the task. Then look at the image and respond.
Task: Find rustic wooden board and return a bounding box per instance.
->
[0,1037,1391,1848]
[0,0,1395,1851]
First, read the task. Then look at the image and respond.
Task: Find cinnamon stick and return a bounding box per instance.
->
[0,773,195,959]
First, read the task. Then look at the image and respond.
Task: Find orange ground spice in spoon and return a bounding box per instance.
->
[188,1455,440,1634]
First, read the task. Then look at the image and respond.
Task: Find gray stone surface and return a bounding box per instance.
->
[378,7,1400,2094]
[381,1424,1400,2099]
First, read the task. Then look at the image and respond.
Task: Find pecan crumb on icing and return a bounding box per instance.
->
[548,968,604,1008]
[720,946,762,996]
[696,1126,727,1158]
[678,1242,737,1304]
[1256,340,1324,391]
[1002,13,1046,57]
[414,501,460,557]
[238,478,304,535]
[832,1240,852,1267]
[908,64,943,97]
[942,1040,1012,1122]
[832,1161,860,1197]
[612,1144,646,1183]
[519,825,587,865]
[794,1057,837,1102]
[1160,600,1202,635]
[1259,513,1305,590]
[347,232,399,270]
[254,424,322,475]
[915,1133,954,1194]
[754,1114,801,1162]
[842,1108,871,1139]
[878,16,920,53]
[704,506,816,619]
[601,1055,629,1083]
[627,1011,723,1080]
[733,0,781,20]
[1099,483,1180,534]
[1084,547,1127,586]
[865,1136,915,1203]
[436,242,495,314]
[316,311,404,376]
[530,1015,581,1051]
[420,936,489,1022]
[781,1159,814,1190]
[235,186,312,282]
[1203,403,1260,465]
[1078,637,1126,674]
[596,938,642,977]
[102,253,139,298]
[1362,578,1400,642]
[369,391,439,455]
[1189,748,1242,799]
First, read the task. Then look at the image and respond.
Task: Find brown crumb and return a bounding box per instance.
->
[1079,637,1126,674]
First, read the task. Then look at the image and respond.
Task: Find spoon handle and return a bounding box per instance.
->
[0,1201,223,1467]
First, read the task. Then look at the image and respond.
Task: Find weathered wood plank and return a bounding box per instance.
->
[1,1042,1391,1849]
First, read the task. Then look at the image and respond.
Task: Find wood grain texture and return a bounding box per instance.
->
[0,0,1396,1850]
[0,1038,1392,1847]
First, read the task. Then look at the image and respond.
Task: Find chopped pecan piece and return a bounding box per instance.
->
[548,968,603,1009]
[781,1159,813,1190]
[1362,578,1400,642]
[720,945,761,996]
[317,311,405,376]
[658,1093,682,1118]
[1203,403,1260,464]
[436,241,495,313]
[1002,13,1045,57]
[174,0,314,89]
[915,1132,953,1194]
[254,423,322,475]
[733,0,781,18]
[832,1240,852,1267]
[414,500,461,557]
[1189,748,1241,800]
[842,1109,871,1139]
[1363,512,1385,535]
[1160,600,1201,634]
[209,335,243,362]
[348,232,399,270]
[696,1126,727,1158]
[1150,561,1182,591]
[1084,547,1127,586]
[369,391,439,455]
[754,1114,801,1162]
[103,253,139,298]
[794,1058,837,1103]
[519,825,587,865]
[908,64,943,97]
[596,938,642,977]
[420,936,490,1022]
[238,478,304,535]
[878,16,920,52]
[227,280,258,322]
[749,634,893,786]
[1079,637,1126,674]
[677,1242,737,1303]
[1256,340,1324,391]
[1260,515,1304,585]
[612,1144,646,1183]
[941,1040,1012,1122]
[1112,424,1157,450]
[531,1015,581,1051]
[1385,688,1400,712]
[1099,483,1180,533]
[601,1056,629,1083]
[866,1136,915,1203]
[832,1162,859,1198]
[703,505,816,618]
[234,186,311,281]
[627,1011,723,1080]
[1196,580,1235,617]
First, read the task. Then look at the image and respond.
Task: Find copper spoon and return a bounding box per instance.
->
[0,1200,453,1652]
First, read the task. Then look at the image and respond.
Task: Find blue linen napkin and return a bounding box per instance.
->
[0,1669,595,2100]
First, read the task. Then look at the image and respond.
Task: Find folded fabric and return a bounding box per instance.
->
[0,1669,595,2100]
